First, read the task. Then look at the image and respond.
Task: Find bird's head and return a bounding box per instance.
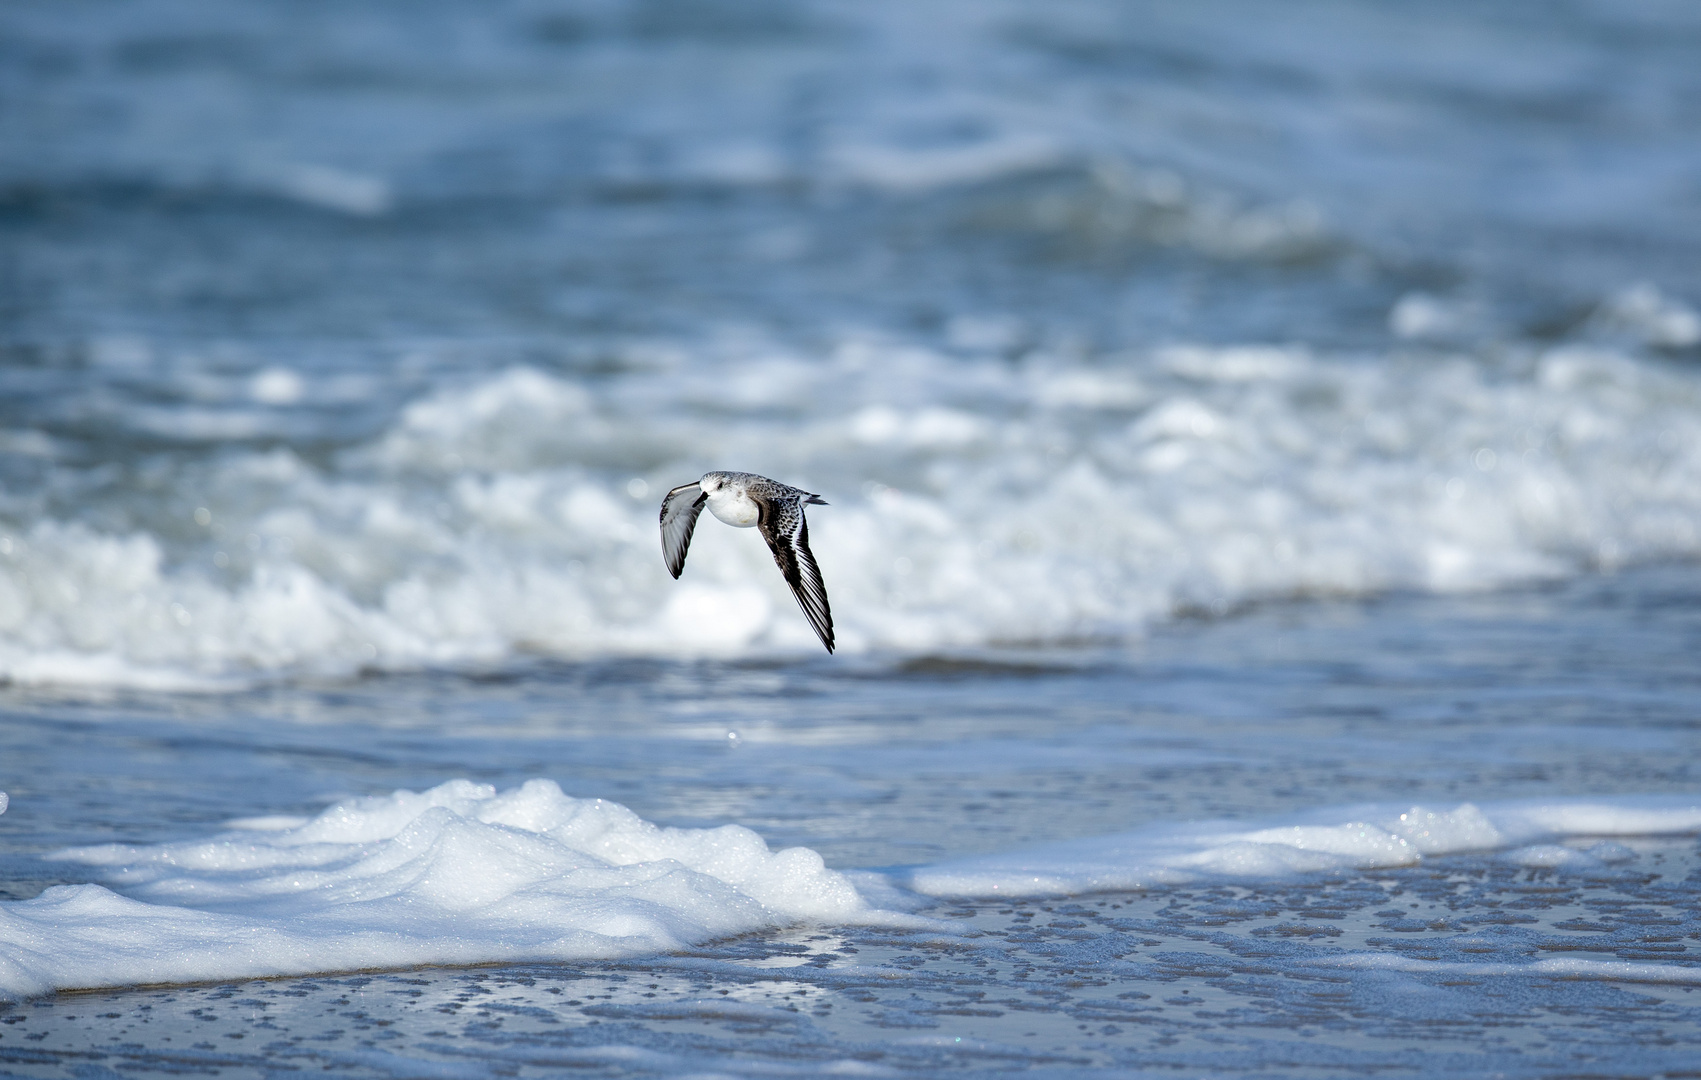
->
[700,472,727,493]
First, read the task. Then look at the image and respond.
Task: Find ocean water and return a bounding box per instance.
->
[3,0,1701,1075]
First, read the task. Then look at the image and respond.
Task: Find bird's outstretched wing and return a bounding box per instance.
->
[758,496,834,653]
[659,482,707,578]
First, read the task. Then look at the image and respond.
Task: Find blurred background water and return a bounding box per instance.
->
[3,0,1701,682]
[3,1,1701,1076]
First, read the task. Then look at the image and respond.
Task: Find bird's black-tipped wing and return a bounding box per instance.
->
[757,497,834,653]
[659,482,707,578]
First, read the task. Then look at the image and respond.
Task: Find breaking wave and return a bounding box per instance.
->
[3,336,1701,687]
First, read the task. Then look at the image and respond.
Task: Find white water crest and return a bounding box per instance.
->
[0,780,876,1000]
[907,797,1701,898]
[3,338,1701,687]
[4,788,1699,998]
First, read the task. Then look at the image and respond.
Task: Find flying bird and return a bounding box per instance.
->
[659,471,834,653]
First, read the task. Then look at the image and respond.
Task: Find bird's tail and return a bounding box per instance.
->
[806,495,828,505]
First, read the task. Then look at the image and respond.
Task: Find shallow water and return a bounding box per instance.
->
[4,0,1701,1075]
[13,845,1701,1080]
[4,569,1701,1076]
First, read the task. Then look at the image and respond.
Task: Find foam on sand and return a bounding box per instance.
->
[0,780,877,1000]
[904,797,1701,898]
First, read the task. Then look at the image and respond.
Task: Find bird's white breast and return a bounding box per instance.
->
[706,487,760,527]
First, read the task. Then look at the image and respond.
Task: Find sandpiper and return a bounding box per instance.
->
[660,472,834,653]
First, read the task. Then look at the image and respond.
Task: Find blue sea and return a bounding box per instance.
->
[3,1,1701,1076]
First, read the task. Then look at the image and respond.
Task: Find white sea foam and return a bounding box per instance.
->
[4,789,1696,998]
[1592,283,1701,348]
[4,338,1701,686]
[0,780,877,1000]
[905,797,1701,897]
[827,134,1064,192]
